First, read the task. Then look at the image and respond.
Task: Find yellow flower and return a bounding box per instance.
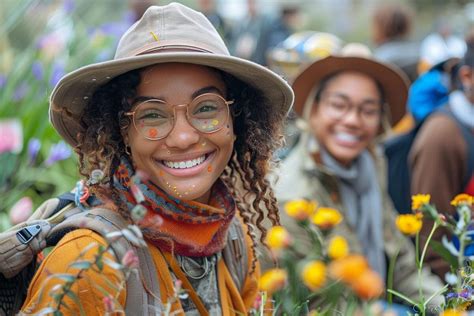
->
[450,194,473,207]
[265,226,292,250]
[327,236,349,260]
[396,214,422,236]
[440,309,467,316]
[258,269,287,294]
[411,194,431,210]
[284,199,317,221]
[311,207,343,229]
[301,260,326,291]
[328,255,368,284]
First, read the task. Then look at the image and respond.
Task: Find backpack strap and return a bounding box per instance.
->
[0,198,163,315]
[221,216,249,292]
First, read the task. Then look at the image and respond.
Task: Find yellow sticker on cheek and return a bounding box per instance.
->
[211,119,219,126]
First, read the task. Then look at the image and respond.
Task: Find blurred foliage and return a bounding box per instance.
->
[0,0,133,231]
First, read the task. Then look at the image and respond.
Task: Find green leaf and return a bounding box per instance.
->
[54,273,76,283]
[69,260,92,270]
[386,289,418,307]
[430,240,459,269]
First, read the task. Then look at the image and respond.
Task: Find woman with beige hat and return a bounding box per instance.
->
[273,44,444,312]
[17,2,293,315]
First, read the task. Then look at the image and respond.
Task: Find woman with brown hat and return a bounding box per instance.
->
[273,44,444,312]
[18,2,293,315]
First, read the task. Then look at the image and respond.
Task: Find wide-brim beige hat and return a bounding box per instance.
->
[50,2,294,147]
[292,43,409,126]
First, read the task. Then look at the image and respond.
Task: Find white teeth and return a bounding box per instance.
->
[163,155,206,169]
[335,132,359,142]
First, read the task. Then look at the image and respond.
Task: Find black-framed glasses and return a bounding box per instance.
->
[319,93,383,127]
[125,93,234,140]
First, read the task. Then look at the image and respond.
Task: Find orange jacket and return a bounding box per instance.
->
[21,228,259,315]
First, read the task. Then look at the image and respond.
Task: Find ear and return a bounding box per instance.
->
[458,65,472,88]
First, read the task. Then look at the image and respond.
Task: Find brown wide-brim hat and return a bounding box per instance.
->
[292,47,409,126]
[49,3,294,147]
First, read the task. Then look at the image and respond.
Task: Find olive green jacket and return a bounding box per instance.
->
[271,133,444,307]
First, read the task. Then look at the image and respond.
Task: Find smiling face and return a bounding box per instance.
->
[126,63,235,203]
[309,71,382,166]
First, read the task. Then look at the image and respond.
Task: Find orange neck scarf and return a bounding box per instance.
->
[114,158,236,257]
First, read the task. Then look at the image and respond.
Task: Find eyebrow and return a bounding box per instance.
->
[132,86,225,105]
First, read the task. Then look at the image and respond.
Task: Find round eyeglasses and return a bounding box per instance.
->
[319,94,383,127]
[125,93,234,140]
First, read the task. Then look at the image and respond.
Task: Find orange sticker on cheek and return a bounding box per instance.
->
[148,128,159,138]
[207,165,212,173]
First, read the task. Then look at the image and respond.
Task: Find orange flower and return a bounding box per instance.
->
[396,214,422,236]
[450,194,473,207]
[301,260,326,291]
[411,194,431,210]
[327,236,349,260]
[258,269,287,294]
[265,226,292,250]
[328,255,369,284]
[311,207,343,229]
[284,199,317,221]
[350,269,384,300]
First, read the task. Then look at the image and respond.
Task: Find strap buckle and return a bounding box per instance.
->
[16,224,42,244]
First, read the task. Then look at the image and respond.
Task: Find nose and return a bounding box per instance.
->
[340,107,362,127]
[164,111,200,149]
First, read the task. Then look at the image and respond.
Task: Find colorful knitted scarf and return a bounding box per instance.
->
[113,158,236,257]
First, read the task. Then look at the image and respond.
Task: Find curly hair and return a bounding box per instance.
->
[76,66,286,270]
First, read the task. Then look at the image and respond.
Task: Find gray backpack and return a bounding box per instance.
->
[0,194,248,315]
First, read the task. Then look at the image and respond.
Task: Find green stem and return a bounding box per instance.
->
[415,232,420,268]
[420,221,439,267]
[416,221,439,315]
[387,242,401,305]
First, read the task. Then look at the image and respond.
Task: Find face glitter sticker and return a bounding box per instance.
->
[147,128,159,139]
[211,119,219,126]
[207,165,212,173]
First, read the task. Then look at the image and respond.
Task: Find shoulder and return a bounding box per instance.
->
[413,113,464,152]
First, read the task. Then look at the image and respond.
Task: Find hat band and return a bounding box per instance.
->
[123,42,217,58]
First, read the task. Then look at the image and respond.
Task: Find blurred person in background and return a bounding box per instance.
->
[371,3,419,83]
[229,0,271,65]
[198,0,231,43]
[228,0,299,66]
[270,43,444,313]
[418,18,467,75]
[409,30,474,278]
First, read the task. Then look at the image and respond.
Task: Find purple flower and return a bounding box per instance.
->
[13,82,29,101]
[44,141,71,166]
[31,61,44,81]
[63,0,75,14]
[27,138,41,164]
[49,62,65,88]
[0,74,7,89]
